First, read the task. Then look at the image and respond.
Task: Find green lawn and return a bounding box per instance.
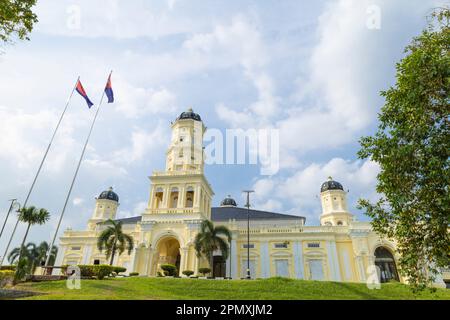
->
[9,277,450,300]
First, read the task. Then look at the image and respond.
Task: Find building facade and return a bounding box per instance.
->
[54,109,449,286]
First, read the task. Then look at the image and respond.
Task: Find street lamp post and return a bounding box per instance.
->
[0,199,17,241]
[243,190,254,280]
[0,201,21,267]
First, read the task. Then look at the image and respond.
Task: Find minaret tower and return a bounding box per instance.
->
[319,177,353,226]
[143,108,214,220]
[87,187,119,230]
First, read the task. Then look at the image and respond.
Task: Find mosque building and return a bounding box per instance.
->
[54,109,449,286]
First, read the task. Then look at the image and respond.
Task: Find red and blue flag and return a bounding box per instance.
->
[75,80,94,108]
[105,74,114,103]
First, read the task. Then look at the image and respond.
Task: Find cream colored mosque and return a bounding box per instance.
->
[54,109,449,287]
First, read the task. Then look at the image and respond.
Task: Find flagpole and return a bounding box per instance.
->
[0,77,79,268]
[44,71,112,269]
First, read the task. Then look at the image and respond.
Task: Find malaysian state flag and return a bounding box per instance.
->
[75,79,94,108]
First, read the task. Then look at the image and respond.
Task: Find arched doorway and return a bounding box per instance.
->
[155,237,181,276]
[374,247,399,283]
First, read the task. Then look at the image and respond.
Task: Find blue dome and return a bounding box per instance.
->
[177,108,201,121]
[321,177,344,192]
[220,195,237,207]
[98,187,119,202]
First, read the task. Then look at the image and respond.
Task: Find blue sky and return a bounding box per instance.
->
[0,0,445,256]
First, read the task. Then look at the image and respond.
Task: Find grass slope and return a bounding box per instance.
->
[13,277,450,300]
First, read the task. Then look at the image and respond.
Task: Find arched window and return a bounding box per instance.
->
[337,221,343,226]
[324,222,332,226]
[170,187,179,208]
[375,247,399,283]
[185,186,194,208]
[154,187,164,208]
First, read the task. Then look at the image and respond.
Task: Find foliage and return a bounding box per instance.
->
[129,272,139,277]
[16,277,450,300]
[0,0,38,45]
[113,266,127,274]
[198,267,211,276]
[97,219,134,265]
[8,241,57,274]
[0,270,14,287]
[61,264,125,280]
[14,257,28,282]
[182,270,194,277]
[0,265,16,271]
[194,220,231,269]
[15,206,51,280]
[160,264,178,276]
[358,8,450,291]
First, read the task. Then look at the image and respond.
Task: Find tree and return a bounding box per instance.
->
[194,220,231,272]
[8,241,57,274]
[97,219,134,265]
[16,206,50,279]
[358,8,450,291]
[0,0,38,44]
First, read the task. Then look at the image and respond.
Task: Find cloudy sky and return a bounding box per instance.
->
[0,0,445,256]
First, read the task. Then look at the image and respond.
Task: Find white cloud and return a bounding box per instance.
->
[113,124,168,164]
[72,197,84,206]
[252,158,380,222]
[115,83,177,119]
[184,14,279,123]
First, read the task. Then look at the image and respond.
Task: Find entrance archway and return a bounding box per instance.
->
[154,237,181,276]
[374,247,399,283]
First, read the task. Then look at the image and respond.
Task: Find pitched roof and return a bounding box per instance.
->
[211,206,305,222]
[112,207,305,224]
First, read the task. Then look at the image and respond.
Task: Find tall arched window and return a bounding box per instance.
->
[169,187,179,208]
[375,247,399,283]
[185,186,194,208]
[154,187,164,208]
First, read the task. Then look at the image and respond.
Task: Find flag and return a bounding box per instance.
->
[75,80,94,108]
[105,74,114,103]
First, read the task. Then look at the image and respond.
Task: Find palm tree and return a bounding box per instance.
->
[16,206,50,274]
[97,219,134,265]
[36,241,58,266]
[194,220,231,272]
[8,241,57,274]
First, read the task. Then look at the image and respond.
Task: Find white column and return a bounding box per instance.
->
[52,245,66,275]
[356,256,366,282]
[145,248,154,276]
[82,245,92,265]
[231,239,238,278]
[293,241,304,279]
[128,246,138,274]
[326,241,339,281]
[331,241,341,281]
[260,241,270,278]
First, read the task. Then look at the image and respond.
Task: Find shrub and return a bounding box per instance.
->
[61,264,123,279]
[198,268,211,276]
[129,272,139,276]
[0,270,15,288]
[0,266,16,271]
[113,266,127,274]
[160,264,178,276]
[157,271,163,277]
[96,265,113,280]
[182,270,194,277]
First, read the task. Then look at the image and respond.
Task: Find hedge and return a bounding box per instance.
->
[0,270,14,288]
[160,264,178,276]
[61,265,127,279]
[0,266,16,271]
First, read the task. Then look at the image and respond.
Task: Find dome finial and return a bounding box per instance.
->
[328,176,333,181]
[187,107,193,112]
